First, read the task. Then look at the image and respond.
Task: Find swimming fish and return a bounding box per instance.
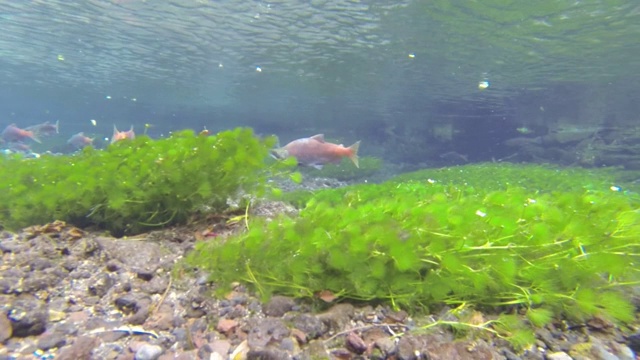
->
[67,132,94,149]
[8,142,32,153]
[1,124,41,143]
[26,120,59,137]
[111,125,135,144]
[271,134,360,169]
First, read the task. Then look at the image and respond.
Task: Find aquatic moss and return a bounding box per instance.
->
[0,128,278,236]
[390,162,632,192]
[186,163,640,348]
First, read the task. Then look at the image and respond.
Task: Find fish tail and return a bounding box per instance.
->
[29,132,42,144]
[111,124,119,144]
[347,141,360,168]
[54,120,60,134]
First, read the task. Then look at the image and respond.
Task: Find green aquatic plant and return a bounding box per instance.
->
[0,128,280,236]
[186,163,640,349]
[391,162,632,192]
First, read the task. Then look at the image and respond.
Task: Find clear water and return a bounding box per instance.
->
[1,0,639,165]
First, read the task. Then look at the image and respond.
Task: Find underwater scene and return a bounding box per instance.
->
[1,1,640,359]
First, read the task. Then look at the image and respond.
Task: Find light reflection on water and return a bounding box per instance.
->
[0,0,639,117]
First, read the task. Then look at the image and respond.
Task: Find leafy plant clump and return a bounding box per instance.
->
[0,128,279,236]
[186,163,640,348]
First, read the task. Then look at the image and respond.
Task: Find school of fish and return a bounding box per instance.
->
[1,121,136,155]
[2,122,362,173]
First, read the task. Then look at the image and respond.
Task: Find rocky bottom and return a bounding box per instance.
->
[1,208,640,360]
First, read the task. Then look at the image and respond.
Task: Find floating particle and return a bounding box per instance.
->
[610,185,621,192]
[256,66,262,72]
[57,54,65,61]
[90,119,97,126]
[475,210,487,217]
[106,95,111,99]
[478,81,490,90]
[131,98,137,102]
[219,63,223,68]
[408,53,415,58]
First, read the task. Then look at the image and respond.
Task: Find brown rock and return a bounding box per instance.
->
[217,318,238,335]
[57,336,101,360]
[302,339,330,359]
[330,348,353,359]
[94,237,162,269]
[147,304,174,331]
[346,332,367,354]
[396,334,430,360]
[262,295,295,317]
[317,304,354,332]
[289,313,327,339]
[375,336,396,356]
[425,340,498,360]
[247,318,290,349]
[291,328,307,345]
[0,312,12,342]
[210,339,232,357]
[385,309,409,323]
[7,295,48,337]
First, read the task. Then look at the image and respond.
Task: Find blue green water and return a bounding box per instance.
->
[1,0,639,165]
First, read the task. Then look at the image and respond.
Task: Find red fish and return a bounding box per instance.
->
[111,125,135,144]
[1,124,41,143]
[67,132,94,149]
[8,142,32,153]
[271,134,360,169]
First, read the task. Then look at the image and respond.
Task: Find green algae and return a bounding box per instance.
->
[186,163,640,349]
[0,128,279,236]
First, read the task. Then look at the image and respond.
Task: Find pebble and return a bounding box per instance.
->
[262,295,295,317]
[288,313,327,340]
[216,318,238,334]
[135,344,164,360]
[345,332,367,354]
[1,219,639,360]
[547,352,573,360]
[0,313,12,342]
[7,296,48,337]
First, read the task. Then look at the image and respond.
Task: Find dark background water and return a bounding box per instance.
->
[1,1,640,167]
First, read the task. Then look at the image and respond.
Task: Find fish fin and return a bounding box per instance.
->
[347,141,360,168]
[310,134,325,143]
[111,124,119,144]
[54,120,59,133]
[311,164,324,170]
[29,133,42,144]
[270,148,289,160]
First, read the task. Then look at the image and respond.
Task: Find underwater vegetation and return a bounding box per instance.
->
[187,163,640,349]
[0,128,278,236]
[301,156,383,181]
